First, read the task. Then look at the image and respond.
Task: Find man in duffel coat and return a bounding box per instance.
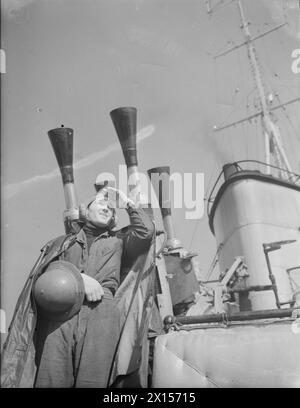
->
[1,187,154,388]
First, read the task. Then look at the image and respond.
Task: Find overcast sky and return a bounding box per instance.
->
[1,0,300,330]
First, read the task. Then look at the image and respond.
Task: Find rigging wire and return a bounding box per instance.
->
[204,129,228,210]
[270,92,300,170]
[245,86,252,160]
[188,217,201,251]
[216,87,241,129]
[275,91,300,143]
[261,31,277,87]
[277,109,299,169]
[205,56,231,199]
[237,45,253,160]
[254,117,259,165]
[205,161,219,202]
[213,52,219,107]
[204,243,223,281]
[190,134,230,253]
[236,47,244,157]
[291,103,300,142]
[204,58,222,198]
[228,128,234,161]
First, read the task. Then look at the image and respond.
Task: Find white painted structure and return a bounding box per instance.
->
[210,173,300,310]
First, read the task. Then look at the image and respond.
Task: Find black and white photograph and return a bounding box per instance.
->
[1,0,300,391]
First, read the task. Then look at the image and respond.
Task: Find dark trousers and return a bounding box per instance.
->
[34,293,121,388]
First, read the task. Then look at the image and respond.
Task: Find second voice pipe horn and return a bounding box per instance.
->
[110,107,138,167]
[147,166,171,217]
[148,166,182,250]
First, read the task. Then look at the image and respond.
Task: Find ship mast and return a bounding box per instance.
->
[211,0,300,182]
[237,0,293,178]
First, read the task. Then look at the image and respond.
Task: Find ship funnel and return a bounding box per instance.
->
[223,163,239,180]
[148,166,181,249]
[48,125,78,230]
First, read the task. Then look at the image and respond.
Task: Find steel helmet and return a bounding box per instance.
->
[33,260,85,322]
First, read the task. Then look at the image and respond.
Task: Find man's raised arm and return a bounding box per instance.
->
[108,187,155,260]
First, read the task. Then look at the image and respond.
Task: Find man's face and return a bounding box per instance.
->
[86,194,114,228]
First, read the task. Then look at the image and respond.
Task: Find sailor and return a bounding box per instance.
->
[1,187,154,388]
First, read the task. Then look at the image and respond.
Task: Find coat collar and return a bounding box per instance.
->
[75,227,111,246]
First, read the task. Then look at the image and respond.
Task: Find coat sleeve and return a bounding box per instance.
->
[122,206,155,261]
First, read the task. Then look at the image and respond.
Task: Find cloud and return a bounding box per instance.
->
[3,125,155,200]
[1,0,36,18]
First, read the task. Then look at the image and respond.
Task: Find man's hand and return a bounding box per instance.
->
[106,187,136,209]
[81,274,104,302]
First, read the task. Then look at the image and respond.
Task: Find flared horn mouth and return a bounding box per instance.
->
[148,166,170,176]
[48,126,74,184]
[110,107,138,167]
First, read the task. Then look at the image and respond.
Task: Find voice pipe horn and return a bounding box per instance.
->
[110,107,138,168]
[48,125,78,230]
[110,107,151,214]
[147,166,181,250]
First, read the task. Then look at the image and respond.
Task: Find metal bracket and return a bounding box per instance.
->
[214,256,247,313]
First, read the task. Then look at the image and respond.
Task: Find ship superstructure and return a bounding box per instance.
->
[151,0,300,387]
